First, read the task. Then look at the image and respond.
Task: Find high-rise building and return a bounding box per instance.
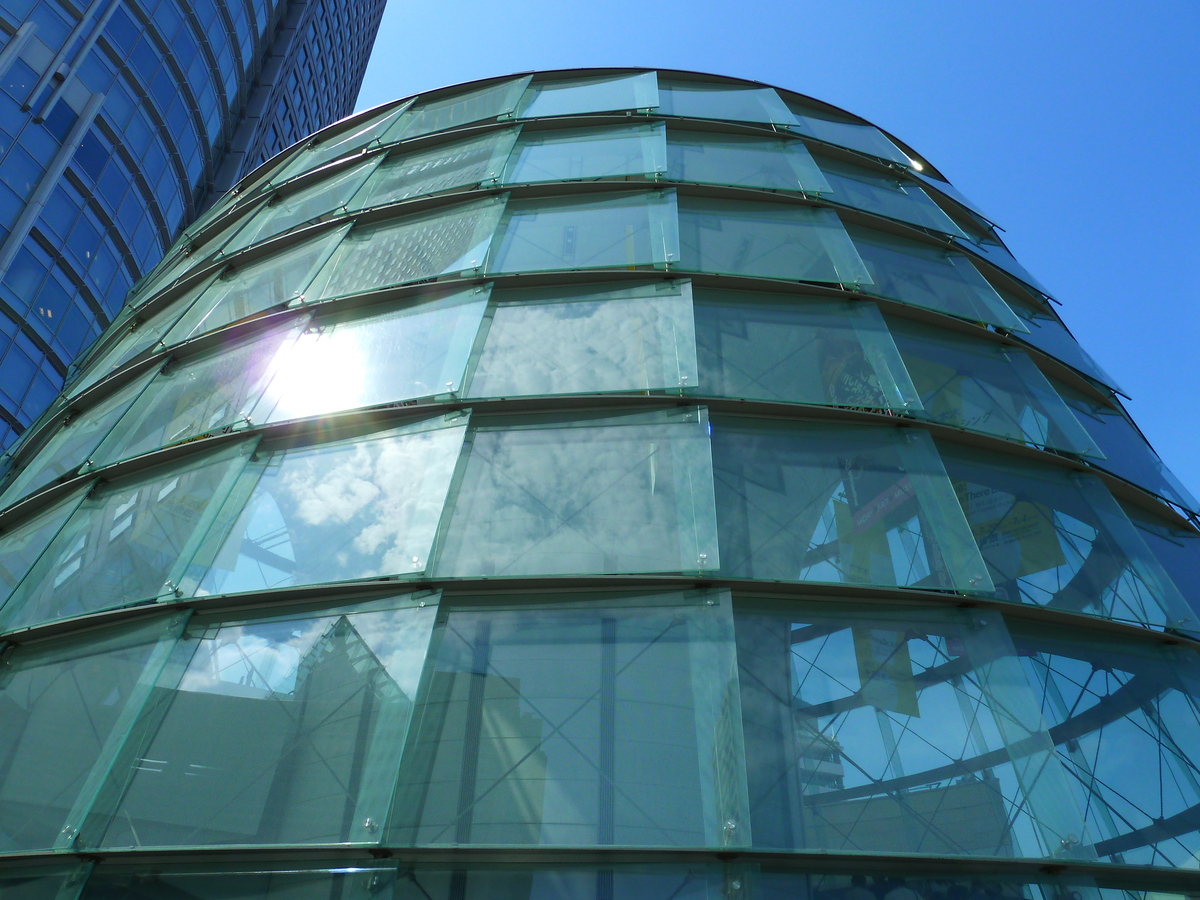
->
[0,0,386,452]
[0,69,1197,900]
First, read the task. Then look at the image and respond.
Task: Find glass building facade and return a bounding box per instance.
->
[0,68,1198,899]
[0,0,386,452]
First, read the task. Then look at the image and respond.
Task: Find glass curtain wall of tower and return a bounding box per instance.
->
[0,69,1198,900]
[0,0,387,452]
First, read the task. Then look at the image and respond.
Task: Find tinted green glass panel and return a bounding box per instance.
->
[350,129,520,208]
[81,864,398,898]
[1003,289,1121,391]
[93,324,303,466]
[847,225,1025,331]
[387,76,532,142]
[271,102,411,185]
[937,441,1195,631]
[658,80,795,126]
[678,197,870,285]
[887,317,1101,456]
[0,442,254,632]
[165,227,347,345]
[467,281,697,397]
[388,864,727,900]
[390,589,746,847]
[95,594,437,849]
[188,416,468,596]
[786,100,911,165]
[0,373,154,508]
[252,286,491,423]
[694,289,918,410]
[814,153,966,236]
[666,128,831,194]
[1053,379,1199,513]
[0,616,180,852]
[67,277,219,397]
[309,196,505,299]
[1121,501,1200,626]
[958,234,1050,296]
[711,418,990,592]
[736,601,1086,858]
[487,191,678,273]
[517,71,658,118]
[0,864,86,899]
[223,157,381,254]
[503,122,666,184]
[432,408,719,576]
[1007,619,1200,866]
[0,485,87,604]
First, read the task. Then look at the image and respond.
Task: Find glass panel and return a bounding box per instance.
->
[814,153,967,236]
[1053,379,1199,513]
[309,197,505,299]
[390,589,746,847]
[271,101,412,185]
[1121,501,1200,626]
[386,76,533,142]
[937,441,1195,631]
[913,168,992,221]
[432,408,719,577]
[735,600,1087,858]
[786,99,912,165]
[657,80,796,126]
[389,864,726,900]
[678,197,871,285]
[1006,619,1200,866]
[711,418,990,592]
[847,225,1026,331]
[958,234,1050,296]
[67,277,219,397]
[94,594,437,848]
[1004,290,1122,391]
[466,281,697,397]
[350,128,520,208]
[0,442,254,632]
[0,373,155,508]
[82,864,398,898]
[223,157,382,254]
[0,616,181,852]
[503,122,667,185]
[164,227,348,345]
[93,323,304,466]
[886,317,1102,456]
[666,128,831,194]
[187,415,468,597]
[518,71,659,118]
[487,191,678,274]
[694,288,918,410]
[251,286,491,423]
[0,485,88,605]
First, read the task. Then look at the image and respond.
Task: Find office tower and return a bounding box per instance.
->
[0,0,386,451]
[0,69,1197,900]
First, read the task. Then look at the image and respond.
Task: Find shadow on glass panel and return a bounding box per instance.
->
[389,589,746,848]
[936,441,1195,631]
[466,281,696,398]
[431,408,718,577]
[694,289,917,410]
[710,418,989,593]
[90,594,437,849]
[734,600,1087,859]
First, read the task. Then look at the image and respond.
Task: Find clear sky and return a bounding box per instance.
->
[356,0,1200,498]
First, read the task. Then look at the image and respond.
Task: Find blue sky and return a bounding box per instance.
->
[356,0,1200,497]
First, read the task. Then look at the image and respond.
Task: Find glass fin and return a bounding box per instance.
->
[270,102,411,185]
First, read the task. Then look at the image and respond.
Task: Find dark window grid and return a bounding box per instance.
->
[60,167,148,295]
[26,226,111,333]
[0,286,69,379]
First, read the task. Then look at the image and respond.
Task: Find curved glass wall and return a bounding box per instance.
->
[0,69,1196,897]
